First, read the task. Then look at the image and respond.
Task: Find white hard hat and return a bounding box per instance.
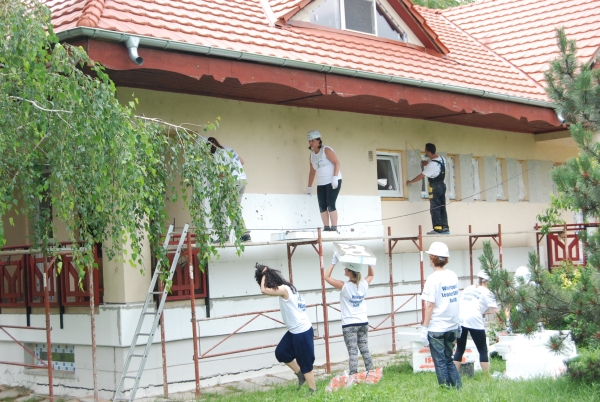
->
[425,242,450,257]
[343,261,364,273]
[514,266,531,285]
[307,130,321,141]
[477,270,490,281]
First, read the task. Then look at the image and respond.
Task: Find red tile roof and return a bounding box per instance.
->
[442,0,600,85]
[45,0,600,104]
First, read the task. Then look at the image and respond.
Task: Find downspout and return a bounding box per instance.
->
[125,36,144,65]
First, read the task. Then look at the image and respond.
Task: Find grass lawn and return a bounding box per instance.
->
[201,357,600,402]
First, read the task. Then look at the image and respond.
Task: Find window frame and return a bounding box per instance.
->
[471,157,483,201]
[447,155,458,200]
[376,151,403,198]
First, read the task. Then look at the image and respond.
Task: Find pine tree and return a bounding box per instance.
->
[482,28,600,354]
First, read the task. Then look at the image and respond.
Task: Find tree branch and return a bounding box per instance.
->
[8,96,73,114]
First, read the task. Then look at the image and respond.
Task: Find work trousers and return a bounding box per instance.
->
[429,181,449,232]
[428,329,462,388]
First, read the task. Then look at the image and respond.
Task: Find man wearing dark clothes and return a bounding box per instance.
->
[406,143,450,235]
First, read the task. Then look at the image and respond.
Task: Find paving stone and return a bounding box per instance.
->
[229,380,271,393]
[250,375,288,387]
[0,389,21,399]
[271,371,297,381]
[200,386,230,395]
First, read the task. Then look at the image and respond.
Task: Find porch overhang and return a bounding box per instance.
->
[67,35,565,134]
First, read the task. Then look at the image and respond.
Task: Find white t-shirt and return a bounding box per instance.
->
[421,268,460,333]
[422,156,445,180]
[340,280,369,326]
[217,146,246,181]
[458,285,498,330]
[310,146,342,185]
[278,285,312,334]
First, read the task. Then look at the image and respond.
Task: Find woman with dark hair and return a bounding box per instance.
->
[306,130,342,232]
[420,242,462,389]
[207,137,250,242]
[254,263,317,394]
[324,253,374,375]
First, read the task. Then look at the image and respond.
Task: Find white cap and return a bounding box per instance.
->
[307,130,321,141]
[477,270,490,281]
[343,261,364,273]
[514,266,531,285]
[425,242,450,258]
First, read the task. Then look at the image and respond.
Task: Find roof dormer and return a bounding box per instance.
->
[287,0,448,54]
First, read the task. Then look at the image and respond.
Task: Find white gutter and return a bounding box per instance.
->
[57,27,555,109]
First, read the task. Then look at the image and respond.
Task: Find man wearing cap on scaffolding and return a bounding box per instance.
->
[306,130,342,232]
[405,143,450,235]
[453,270,498,376]
[420,241,462,389]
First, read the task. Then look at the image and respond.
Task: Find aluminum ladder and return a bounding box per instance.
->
[113,223,189,402]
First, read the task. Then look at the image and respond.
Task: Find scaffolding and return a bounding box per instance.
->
[1,222,594,400]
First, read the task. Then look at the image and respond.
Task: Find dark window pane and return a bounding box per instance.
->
[344,0,374,34]
[311,0,341,29]
[377,159,397,191]
[376,9,404,41]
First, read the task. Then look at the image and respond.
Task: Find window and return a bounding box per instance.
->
[420,153,429,199]
[35,344,76,371]
[495,159,506,200]
[310,0,341,29]
[517,161,527,201]
[471,158,482,201]
[447,155,457,200]
[376,152,403,197]
[311,0,407,41]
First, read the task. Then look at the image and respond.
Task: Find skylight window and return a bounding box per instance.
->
[310,0,407,42]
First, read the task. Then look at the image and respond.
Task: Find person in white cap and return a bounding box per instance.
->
[306,130,342,232]
[324,252,374,375]
[421,241,462,388]
[453,270,498,375]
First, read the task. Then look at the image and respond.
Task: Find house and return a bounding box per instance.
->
[1,0,599,398]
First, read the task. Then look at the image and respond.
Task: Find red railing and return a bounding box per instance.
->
[535,223,599,268]
[0,245,102,310]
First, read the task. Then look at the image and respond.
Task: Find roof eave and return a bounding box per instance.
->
[56,27,554,109]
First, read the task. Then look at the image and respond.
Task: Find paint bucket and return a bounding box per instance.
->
[460,362,474,378]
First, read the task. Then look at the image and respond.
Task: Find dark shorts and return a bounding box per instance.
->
[316,180,342,213]
[274,327,315,374]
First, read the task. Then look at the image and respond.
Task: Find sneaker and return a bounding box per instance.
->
[323,226,331,231]
[329,226,338,232]
[426,230,443,235]
[440,230,450,235]
[241,234,252,242]
[296,371,306,390]
[308,387,317,395]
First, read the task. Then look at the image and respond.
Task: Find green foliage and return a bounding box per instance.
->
[411,0,475,9]
[566,347,600,382]
[0,0,244,280]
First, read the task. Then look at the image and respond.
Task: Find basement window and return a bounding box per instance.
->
[310,0,407,41]
[35,344,76,371]
[377,152,403,197]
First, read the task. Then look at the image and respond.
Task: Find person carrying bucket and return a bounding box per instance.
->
[324,252,375,375]
[254,263,317,394]
[420,241,462,388]
[453,270,498,376]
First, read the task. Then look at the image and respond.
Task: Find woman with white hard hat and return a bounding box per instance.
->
[306,130,342,232]
[453,270,498,375]
[421,241,462,388]
[324,252,374,374]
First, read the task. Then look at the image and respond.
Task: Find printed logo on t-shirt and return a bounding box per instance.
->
[350,294,364,308]
[462,291,481,302]
[297,294,306,311]
[442,284,459,303]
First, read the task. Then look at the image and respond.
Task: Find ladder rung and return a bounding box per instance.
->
[138,332,152,336]
[143,311,156,315]
[131,354,144,358]
[149,291,164,295]
[124,375,138,379]
[114,398,130,401]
